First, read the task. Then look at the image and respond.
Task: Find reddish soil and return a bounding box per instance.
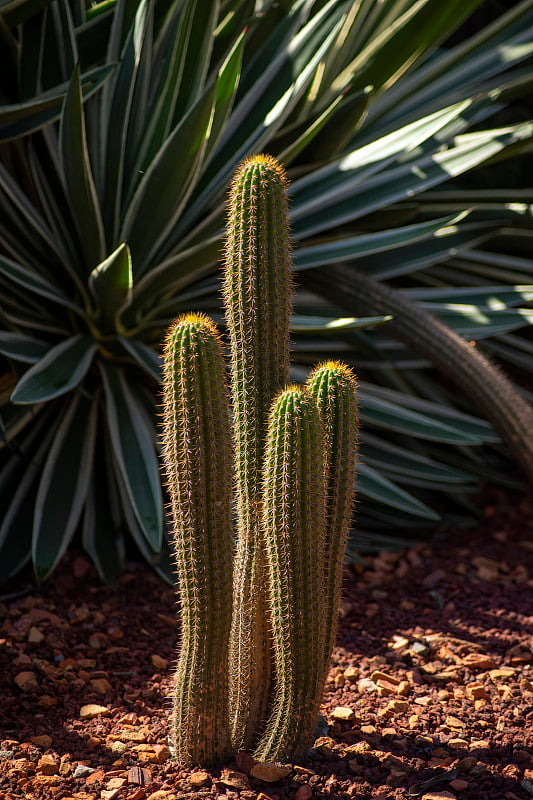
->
[0,489,532,800]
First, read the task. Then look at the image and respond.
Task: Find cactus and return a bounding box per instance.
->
[162,156,359,766]
[254,386,327,763]
[306,362,359,684]
[161,313,234,767]
[222,155,292,751]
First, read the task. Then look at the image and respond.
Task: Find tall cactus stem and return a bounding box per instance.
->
[254,386,327,763]
[307,362,359,684]
[223,155,293,750]
[162,313,234,767]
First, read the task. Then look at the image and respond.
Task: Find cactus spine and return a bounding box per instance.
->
[223,155,292,751]
[162,313,233,767]
[163,156,359,766]
[254,387,327,763]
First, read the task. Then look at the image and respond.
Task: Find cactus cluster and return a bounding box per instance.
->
[162,155,359,766]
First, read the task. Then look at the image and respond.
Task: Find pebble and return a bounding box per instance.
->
[37,754,59,775]
[73,765,95,779]
[295,784,313,800]
[79,704,110,718]
[189,771,210,787]
[250,762,291,782]
[220,768,250,790]
[14,671,38,691]
[331,706,355,721]
[111,741,127,755]
[0,750,14,759]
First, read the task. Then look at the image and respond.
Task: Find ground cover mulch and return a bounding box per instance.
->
[0,489,532,800]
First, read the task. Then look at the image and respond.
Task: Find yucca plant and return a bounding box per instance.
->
[1,0,533,584]
[162,155,359,765]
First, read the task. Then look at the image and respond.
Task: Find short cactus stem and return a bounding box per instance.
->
[307,362,359,683]
[223,155,293,750]
[254,386,327,763]
[162,313,234,767]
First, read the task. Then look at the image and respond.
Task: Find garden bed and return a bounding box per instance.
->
[0,489,531,800]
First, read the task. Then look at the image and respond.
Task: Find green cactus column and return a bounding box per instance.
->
[162,313,234,767]
[307,362,359,684]
[254,386,327,763]
[223,155,292,750]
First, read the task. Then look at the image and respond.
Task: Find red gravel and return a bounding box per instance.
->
[0,488,532,800]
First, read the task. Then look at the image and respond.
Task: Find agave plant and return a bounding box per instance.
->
[1,0,533,585]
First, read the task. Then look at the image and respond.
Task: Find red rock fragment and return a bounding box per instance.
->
[14,671,38,691]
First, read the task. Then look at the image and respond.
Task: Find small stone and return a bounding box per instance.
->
[461,653,495,670]
[470,739,490,749]
[450,779,469,791]
[0,750,14,759]
[85,767,105,785]
[101,791,120,800]
[220,768,250,790]
[14,671,38,692]
[344,666,358,679]
[28,626,45,643]
[150,654,168,670]
[465,682,487,701]
[235,751,256,774]
[414,695,431,706]
[90,678,111,694]
[106,778,126,790]
[80,704,110,719]
[445,715,464,729]
[447,738,469,748]
[521,781,533,797]
[313,736,336,754]
[388,699,408,713]
[331,706,355,721]
[37,754,59,775]
[358,677,378,693]
[456,757,477,773]
[189,771,210,787]
[295,784,313,800]
[250,762,291,782]
[257,794,273,800]
[31,735,52,748]
[73,765,95,779]
[421,793,455,800]
[153,744,170,764]
[360,725,376,735]
[111,741,127,755]
[38,695,58,709]
[146,792,174,800]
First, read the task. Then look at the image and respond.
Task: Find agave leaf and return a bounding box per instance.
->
[292,123,533,239]
[120,79,217,270]
[0,0,50,26]
[51,0,78,83]
[89,243,133,333]
[82,438,125,588]
[100,363,162,549]
[100,0,152,238]
[119,338,162,382]
[59,65,106,270]
[359,390,483,444]
[0,417,57,584]
[204,30,245,160]
[333,0,486,97]
[174,0,347,239]
[0,332,51,363]
[291,314,391,333]
[406,285,533,307]
[357,462,440,521]
[32,391,98,581]
[0,64,114,141]
[19,5,47,100]
[428,305,533,338]
[293,212,469,270]
[10,335,97,404]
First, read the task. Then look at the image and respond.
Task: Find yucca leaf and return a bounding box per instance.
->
[119,338,163,382]
[59,64,105,270]
[82,439,125,588]
[291,314,391,333]
[359,390,483,444]
[10,334,97,404]
[0,64,114,141]
[32,391,98,581]
[89,243,133,333]
[204,30,245,160]
[0,332,51,363]
[100,363,162,549]
[293,212,469,270]
[100,0,151,238]
[428,305,533,338]
[357,462,440,521]
[120,79,216,270]
[0,420,57,584]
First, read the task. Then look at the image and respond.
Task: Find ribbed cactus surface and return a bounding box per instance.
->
[223,155,292,751]
[162,313,233,767]
[162,156,360,768]
[307,362,359,683]
[254,386,327,763]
